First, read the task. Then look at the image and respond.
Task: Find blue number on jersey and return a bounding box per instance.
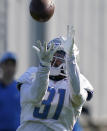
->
[33,87,66,120]
[33,87,55,119]
[52,89,66,120]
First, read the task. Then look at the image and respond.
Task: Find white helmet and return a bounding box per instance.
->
[48,37,66,77]
[48,37,79,77]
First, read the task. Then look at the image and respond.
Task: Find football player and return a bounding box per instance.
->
[16,26,93,131]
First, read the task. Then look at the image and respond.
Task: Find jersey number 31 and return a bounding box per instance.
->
[33,87,66,120]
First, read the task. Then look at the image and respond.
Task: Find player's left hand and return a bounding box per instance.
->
[62,25,75,56]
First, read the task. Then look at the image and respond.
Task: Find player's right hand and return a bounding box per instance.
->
[33,41,59,66]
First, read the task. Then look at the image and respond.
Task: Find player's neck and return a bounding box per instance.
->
[49,75,66,81]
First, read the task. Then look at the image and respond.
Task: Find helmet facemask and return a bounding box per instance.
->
[50,50,67,77]
[48,37,79,80]
[47,37,67,79]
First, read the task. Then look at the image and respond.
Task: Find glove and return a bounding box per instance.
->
[33,41,59,67]
[62,25,79,57]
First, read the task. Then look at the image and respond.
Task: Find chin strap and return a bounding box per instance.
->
[50,63,67,77]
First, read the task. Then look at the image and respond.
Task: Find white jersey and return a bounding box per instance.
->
[17,55,93,131]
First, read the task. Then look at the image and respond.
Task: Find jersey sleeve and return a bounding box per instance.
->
[17,67,37,103]
[66,54,88,107]
[29,65,50,103]
[80,74,94,101]
[18,65,50,104]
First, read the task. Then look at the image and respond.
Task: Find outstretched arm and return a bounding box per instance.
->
[67,53,87,107]
[30,65,50,103]
[65,26,88,107]
[18,41,59,104]
[29,41,59,103]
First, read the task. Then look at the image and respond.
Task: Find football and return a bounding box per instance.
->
[29,0,55,22]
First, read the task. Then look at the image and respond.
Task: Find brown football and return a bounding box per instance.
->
[29,0,55,22]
